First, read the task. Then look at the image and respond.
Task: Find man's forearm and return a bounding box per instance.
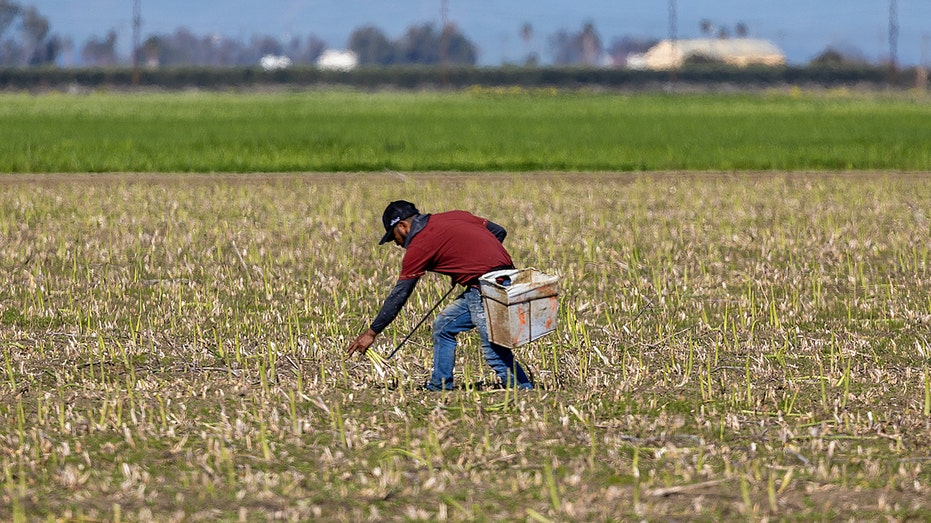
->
[370,278,418,333]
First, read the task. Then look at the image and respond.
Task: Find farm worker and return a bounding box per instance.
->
[346,200,534,391]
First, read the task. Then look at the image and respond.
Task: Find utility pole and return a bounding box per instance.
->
[440,0,449,86]
[132,0,141,85]
[668,0,678,83]
[888,0,898,83]
[920,34,929,90]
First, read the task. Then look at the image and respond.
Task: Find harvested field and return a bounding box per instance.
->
[1,171,930,521]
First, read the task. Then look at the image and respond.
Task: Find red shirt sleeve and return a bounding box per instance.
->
[399,244,430,280]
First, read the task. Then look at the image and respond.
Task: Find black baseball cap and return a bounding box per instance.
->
[379,200,419,245]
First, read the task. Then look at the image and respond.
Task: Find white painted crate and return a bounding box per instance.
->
[479,268,559,348]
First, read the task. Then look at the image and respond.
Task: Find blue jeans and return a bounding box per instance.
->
[427,287,533,391]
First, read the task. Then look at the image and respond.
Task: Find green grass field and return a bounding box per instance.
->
[1,89,929,172]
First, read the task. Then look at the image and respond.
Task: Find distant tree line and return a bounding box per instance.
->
[348,24,476,66]
[133,30,328,68]
[0,1,907,69]
[0,0,64,66]
[3,63,918,92]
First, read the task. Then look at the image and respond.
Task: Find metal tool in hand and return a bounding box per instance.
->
[384,284,457,361]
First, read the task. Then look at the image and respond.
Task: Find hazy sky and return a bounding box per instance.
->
[25,1,931,66]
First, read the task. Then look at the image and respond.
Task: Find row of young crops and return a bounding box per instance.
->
[2,90,930,172]
[1,171,930,520]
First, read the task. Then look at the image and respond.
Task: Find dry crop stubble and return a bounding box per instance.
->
[0,171,930,521]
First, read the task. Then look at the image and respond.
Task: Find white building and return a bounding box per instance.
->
[260,55,292,71]
[316,50,359,71]
[628,38,786,70]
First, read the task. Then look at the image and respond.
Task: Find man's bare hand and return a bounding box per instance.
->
[347,329,377,359]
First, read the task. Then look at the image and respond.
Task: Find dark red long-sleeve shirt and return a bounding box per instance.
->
[369,211,513,334]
